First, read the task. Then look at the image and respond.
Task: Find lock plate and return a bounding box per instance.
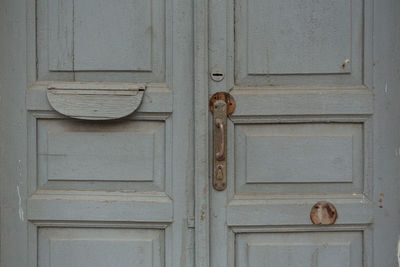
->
[209,92,235,115]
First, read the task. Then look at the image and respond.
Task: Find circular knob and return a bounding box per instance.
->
[310,201,338,225]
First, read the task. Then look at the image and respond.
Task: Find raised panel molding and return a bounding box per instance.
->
[37,119,164,183]
[235,0,366,86]
[236,232,362,267]
[37,0,166,82]
[246,0,351,75]
[235,123,363,194]
[38,228,164,267]
[28,111,172,193]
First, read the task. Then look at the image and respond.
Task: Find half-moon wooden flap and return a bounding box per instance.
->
[47,82,145,120]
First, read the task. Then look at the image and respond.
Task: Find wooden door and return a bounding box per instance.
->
[0,0,194,266]
[2,0,400,266]
[207,0,400,266]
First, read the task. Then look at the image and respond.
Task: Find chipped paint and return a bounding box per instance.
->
[16,185,24,221]
[378,193,384,208]
[398,236,400,266]
[311,248,319,267]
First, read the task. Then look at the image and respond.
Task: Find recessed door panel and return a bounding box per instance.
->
[36,119,167,191]
[37,0,166,82]
[235,0,364,86]
[38,228,164,267]
[235,123,364,194]
[236,232,362,267]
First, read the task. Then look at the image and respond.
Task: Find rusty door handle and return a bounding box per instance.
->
[215,118,225,160]
[209,92,235,191]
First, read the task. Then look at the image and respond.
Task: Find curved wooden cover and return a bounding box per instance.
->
[47,82,145,120]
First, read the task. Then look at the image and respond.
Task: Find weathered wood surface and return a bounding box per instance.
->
[47,83,145,120]
[1,0,194,266]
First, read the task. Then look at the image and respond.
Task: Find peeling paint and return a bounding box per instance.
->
[396,147,400,157]
[16,185,24,221]
[398,236,400,267]
[311,248,319,267]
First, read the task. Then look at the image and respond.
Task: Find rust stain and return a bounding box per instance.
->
[209,92,236,116]
[310,201,338,225]
[378,193,384,208]
[199,204,206,222]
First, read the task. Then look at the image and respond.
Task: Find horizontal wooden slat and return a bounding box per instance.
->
[230,88,373,116]
[27,82,172,113]
[227,196,372,226]
[28,191,172,222]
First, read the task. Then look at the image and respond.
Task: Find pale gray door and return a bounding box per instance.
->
[2,0,400,266]
[207,0,400,266]
[0,0,194,266]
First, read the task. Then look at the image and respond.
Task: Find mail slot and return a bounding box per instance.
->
[47,82,146,120]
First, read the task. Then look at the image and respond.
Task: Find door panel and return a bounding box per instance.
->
[37,0,165,81]
[38,228,164,267]
[35,119,167,191]
[236,232,362,267]
[235,123,364,193]
[209,0,374,265]
[235,0,365,86]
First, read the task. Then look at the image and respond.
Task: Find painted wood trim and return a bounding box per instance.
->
[27,191,173,222]
[230,88,374,116]
[194,0,210,263]
[227,197,373,226]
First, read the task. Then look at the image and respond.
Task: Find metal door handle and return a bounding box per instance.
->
[209,92,235,191]
[215,118,225,160]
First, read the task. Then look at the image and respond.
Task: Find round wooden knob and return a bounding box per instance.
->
[310,201,338,225]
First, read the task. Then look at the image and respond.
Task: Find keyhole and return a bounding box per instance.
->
[210,68,225,82]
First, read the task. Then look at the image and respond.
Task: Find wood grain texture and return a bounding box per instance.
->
[38,228,163,267]
[209,0,374,265]
[13,0,193,266]
[28,191,173,222]
[46,83,145,120]
[246,0,351,75]
[73,0,152,71]
[235,0,365,86]
[37,120,165,184]
[36,0,165,82]
[236,232,362,267]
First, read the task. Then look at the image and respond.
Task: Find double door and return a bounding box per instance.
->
[1,0,399,266]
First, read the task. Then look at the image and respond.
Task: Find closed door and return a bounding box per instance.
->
[1,0,194,266]
[2,0,400,266]
[207,0,399,266]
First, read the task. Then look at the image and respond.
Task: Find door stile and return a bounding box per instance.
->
[194,0,210,265]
